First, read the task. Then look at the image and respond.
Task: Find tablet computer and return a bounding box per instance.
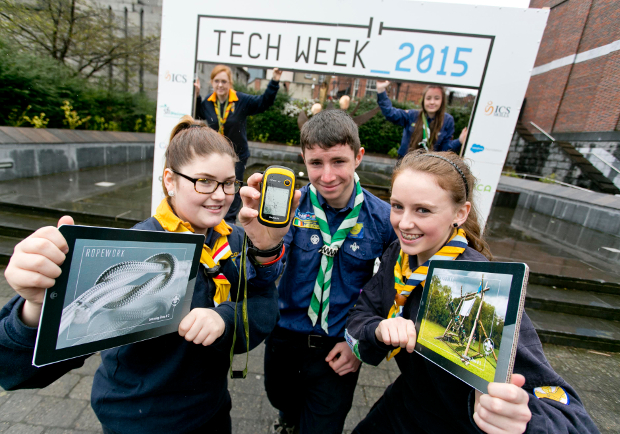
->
[33,225,204,367]
[414,261,528,393]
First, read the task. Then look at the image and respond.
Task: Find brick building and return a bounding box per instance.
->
[521,0,620,144]
[505,0,620,192]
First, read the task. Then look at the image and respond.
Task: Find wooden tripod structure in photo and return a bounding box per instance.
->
[438,275,498,363]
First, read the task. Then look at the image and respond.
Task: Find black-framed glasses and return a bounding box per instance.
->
[171,170,241,195]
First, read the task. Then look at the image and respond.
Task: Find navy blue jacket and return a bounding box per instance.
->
[377,91,462,157]
[345,241,599,434]
[276,184,397,337]
[196,80,280,160]
[0,218,280,434]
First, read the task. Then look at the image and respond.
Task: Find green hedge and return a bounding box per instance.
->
[0,39,155,132]
[241,84,471,155]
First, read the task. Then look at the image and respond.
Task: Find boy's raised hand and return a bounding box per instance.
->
[178,308,225,346]
[238,172,301,251]
[473,374,531,434]
[4,216,74,327]
[374,317,417,353]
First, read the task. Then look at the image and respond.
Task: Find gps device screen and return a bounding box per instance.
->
[263,185,290,217]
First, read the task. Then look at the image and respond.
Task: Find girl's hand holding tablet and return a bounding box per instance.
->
[4,215,74,327]
[473,373,531,434]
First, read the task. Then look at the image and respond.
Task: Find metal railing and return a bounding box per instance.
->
[529,122,556,142]
[501,172,592,192]
[580,150,620,176]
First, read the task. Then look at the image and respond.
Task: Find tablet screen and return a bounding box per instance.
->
[34,225,204,367]
[414,261,527,393]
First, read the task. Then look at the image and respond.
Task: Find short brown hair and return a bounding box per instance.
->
[162,115,238,197]
[392,150,492,259]
[210,65,233,85]
[300,110,361,155]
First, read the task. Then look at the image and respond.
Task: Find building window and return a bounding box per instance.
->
[353,79,360,98]
[366,79,377,94]
[318,74,326,84]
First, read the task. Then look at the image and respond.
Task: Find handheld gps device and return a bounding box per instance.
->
[258,166,296,228]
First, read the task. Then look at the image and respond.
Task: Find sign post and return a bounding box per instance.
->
[154,0,548,223]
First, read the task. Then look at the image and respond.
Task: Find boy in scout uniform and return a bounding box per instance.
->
[264,110,397,434]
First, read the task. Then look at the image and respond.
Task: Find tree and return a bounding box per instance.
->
[0,0,159,81]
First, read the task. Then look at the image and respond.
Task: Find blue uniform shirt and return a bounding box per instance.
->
[277,183,397,337]
[377,91,462,157]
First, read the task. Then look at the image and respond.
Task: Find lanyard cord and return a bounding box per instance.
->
[230,234,250,378]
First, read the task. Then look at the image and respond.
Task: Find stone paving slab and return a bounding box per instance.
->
[1,279,618,434]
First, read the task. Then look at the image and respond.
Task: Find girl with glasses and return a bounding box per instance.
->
[1,115,299,434]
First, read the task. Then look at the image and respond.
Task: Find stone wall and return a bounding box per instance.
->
[0,127,154,182]
[504,132,587,185]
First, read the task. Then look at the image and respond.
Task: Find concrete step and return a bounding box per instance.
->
[0,205,141,266]
[526,308,620,353]
[0,202,140,230]
[0,235,18,266]
[0,210,59,239]
[526,284,620,321]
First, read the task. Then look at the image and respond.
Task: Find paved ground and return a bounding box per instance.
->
[1,269,619,434]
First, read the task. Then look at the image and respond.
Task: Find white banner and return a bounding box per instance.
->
[154,0,549,223]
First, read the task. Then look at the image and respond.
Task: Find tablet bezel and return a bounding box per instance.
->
[33,225,204,367]
[414,260,528,393]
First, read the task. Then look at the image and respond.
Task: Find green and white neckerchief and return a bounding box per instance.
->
[418,112,431,151]
[308,173,364,334]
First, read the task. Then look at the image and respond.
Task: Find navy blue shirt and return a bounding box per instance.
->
[277,183,397,338]
[377,91,462,157]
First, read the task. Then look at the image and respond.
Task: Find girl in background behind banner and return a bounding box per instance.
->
[376,81,467,158]
[345,150,598,434]
[1,115,299,434]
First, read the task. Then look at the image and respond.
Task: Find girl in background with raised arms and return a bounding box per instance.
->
[376,80,467,157]
[345,150,598,433]
[0,115,299,434]
[195,65,282,223]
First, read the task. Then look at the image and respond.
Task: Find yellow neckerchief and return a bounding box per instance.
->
[154,198,233,305]
[387,228,468,360]
[207,89,239,134]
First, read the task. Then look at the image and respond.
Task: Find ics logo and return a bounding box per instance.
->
[164,71,187,83]
[470,144,484,153]
[484,101,511,118]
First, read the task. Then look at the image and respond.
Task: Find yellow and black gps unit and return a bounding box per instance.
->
[258,166,296,228]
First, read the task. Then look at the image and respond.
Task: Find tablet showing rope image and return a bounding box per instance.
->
[57,241,193,349]
[33,225,204,367]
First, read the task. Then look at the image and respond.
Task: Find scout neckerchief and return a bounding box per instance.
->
[417,111,432,151]
[387,228,468,360]
[207,89,239,135]
[154,198,233,305]
[308,173,364,334]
